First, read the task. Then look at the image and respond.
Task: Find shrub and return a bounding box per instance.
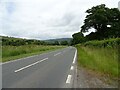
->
[83,38,120,48]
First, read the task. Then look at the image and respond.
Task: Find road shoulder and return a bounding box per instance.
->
[75,66,118,88]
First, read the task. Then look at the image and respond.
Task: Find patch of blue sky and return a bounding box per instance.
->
[5,1,16,14]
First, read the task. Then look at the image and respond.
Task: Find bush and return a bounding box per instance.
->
[83,38,120,48]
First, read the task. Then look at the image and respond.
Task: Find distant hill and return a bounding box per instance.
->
[1,36,72,46]
[1,36,48,46]
[44,38,72,43]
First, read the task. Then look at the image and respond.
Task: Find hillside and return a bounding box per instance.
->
[44,38,72,43]
[1,36,49,46]
[1,36,72,46]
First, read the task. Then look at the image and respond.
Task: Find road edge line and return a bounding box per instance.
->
[66,75,72,84]
[72,49,77,64]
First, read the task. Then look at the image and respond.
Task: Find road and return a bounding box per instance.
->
[2,47,77,88]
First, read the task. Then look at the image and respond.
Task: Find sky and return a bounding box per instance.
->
[0,0,119,40]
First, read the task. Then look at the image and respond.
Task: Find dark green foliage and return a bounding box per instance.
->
[60,41,68,45]
[85,32,98,40]
[83,38,120,48]
[2,36,53,46]
[53,41,60,45]
[45,38,72,46]
[72,4,120,45]
[45,38,72,43]
[81,4,120,40]
[72,32,85,45]
[2,36,72,46]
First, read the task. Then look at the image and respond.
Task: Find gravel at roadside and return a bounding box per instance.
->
[73,66,118,88]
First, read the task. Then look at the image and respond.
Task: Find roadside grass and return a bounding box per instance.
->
[76,45,118,77]
[2,45,66,62]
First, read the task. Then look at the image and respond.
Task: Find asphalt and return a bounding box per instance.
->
[2,46,77,88]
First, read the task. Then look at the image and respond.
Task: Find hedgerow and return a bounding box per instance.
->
[83,38,120,48]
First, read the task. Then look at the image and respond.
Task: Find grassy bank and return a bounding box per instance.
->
[76,41,119,77]
[2,45,65,62]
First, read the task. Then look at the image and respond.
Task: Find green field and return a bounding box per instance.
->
[76,38,119,77]
[2,45,65,62]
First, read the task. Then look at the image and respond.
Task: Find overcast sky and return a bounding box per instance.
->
[0,0,119,40]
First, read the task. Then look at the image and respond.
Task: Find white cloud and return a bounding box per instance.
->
[0,0,119,40]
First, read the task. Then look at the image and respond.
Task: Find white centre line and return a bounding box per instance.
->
[66,75,72,84]
[72,50,77,64]
[70,66,74,70]
[54,52,61,56]
[14,58,48,73]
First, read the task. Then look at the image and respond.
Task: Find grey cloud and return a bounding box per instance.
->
[48,12,75,27]
[59,13,75,26]
[0,0,119,40]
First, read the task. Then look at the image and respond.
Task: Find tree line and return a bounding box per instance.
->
[72,4,120,45]
[2,36,69,46]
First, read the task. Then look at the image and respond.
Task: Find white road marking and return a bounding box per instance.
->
[70,66,74,70]
[66,75,72,83]
[54,52,61,56]
[14,58,48,73]
[72,50,77,64]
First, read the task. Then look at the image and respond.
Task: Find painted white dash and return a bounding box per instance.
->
[54,52,61,56]
[72,50,77,64]
[66,75,72,84]
[14,58,48,73]
[70,66,74,70]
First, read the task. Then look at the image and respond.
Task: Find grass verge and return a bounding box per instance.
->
[2,45,66,62]
[76,45,118,78]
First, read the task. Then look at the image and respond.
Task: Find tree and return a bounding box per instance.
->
[60,41,68,45]
[81,4,120,40]
[107,8,120,38]
[53,41,59,45]
[85,32,98,40]
[72,32,85,45]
